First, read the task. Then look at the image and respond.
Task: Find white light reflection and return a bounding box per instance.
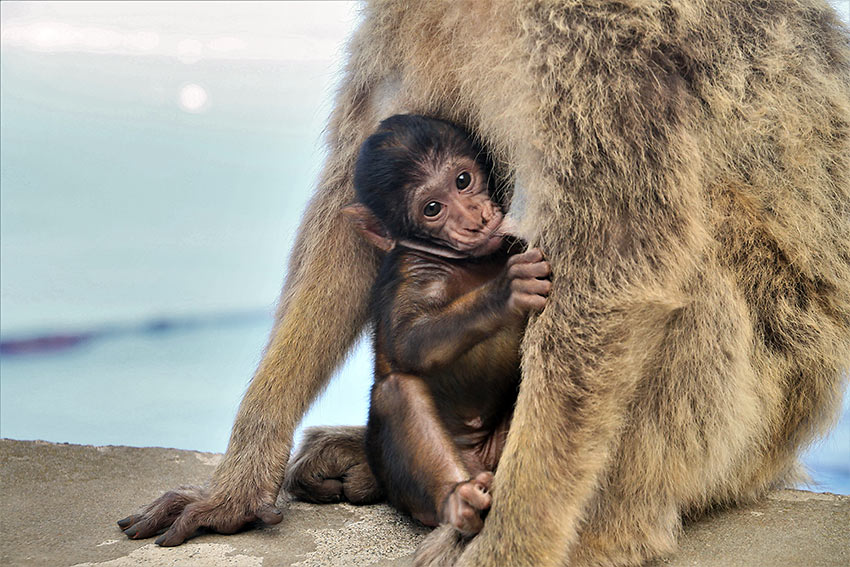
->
[178,84,210,114]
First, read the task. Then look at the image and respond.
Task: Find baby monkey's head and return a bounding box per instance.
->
[348,114,508,258]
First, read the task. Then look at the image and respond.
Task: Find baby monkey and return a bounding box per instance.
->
[287,114,551,535]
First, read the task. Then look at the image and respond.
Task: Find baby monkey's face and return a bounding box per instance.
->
[408,157,506,257]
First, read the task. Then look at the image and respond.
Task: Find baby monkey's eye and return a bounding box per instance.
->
[423,201,442,217]
[456,172,471,190]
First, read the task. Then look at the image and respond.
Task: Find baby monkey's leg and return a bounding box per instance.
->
[366,373,492,534]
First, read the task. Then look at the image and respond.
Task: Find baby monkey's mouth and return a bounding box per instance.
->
[460,216,510,257]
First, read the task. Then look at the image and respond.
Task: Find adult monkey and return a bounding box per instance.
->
[119,1,850,565]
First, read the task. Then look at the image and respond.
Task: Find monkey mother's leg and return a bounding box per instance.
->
[445,283,689,567]
[284,426,382,505]
[445,4,712,563]
[367,373,493,536]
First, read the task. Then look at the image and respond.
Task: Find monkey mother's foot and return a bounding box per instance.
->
[117,485,283,546]
[440,472,493,536]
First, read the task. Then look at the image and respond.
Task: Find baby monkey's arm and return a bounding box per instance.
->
[392,248,551,374]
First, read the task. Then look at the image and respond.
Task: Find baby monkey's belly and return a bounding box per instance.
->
[427,321,523,474]
[451,412,513,473]
[430,358,519,473]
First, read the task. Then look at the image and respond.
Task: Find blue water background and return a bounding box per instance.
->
[1,2,848,494]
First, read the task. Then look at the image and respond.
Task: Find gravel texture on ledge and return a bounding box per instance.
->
[1,439,847,567]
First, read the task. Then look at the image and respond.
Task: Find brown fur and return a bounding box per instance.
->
[284,426,381,505]
[414,524,469,566]
[287,117,548,533]
[120,1,850,564]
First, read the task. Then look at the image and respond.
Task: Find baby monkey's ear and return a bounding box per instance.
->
[342,203,396,252]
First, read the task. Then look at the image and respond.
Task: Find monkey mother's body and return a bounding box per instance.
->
[119,2,850,565]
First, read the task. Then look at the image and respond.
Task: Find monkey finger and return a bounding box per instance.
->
[154,529,188,547]
[458,507,484,535]
[119,489,202,540]
[154,513,201,547]
[507,247,544,266]
[256,504,283,525]
[472,471,495,492]
[512,292,548,313]
[508,259,551,280]
[117,515,140,530]
[512,277,552,296]
[122,515,171,540]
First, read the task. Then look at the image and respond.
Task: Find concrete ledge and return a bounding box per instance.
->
[1,439,847,566]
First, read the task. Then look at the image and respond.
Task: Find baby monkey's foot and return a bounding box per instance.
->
[441,471,494,536]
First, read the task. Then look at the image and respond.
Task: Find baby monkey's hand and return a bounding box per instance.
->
[503,247,551,318]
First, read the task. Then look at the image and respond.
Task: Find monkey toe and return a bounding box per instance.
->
[450,506,484,535]
[155,529,185,547]
[442,474,493,536]
[256,504,283,525]
[472,471,494,488]
[122,517,160,540]
[154,515,200,547]
[117,515,137,530]
[288,476,345,503]
[456,481,492,512]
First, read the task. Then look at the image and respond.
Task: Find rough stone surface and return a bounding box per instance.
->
[1,439,847,566]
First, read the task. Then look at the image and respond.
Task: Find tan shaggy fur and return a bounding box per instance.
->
[124,1,850,565]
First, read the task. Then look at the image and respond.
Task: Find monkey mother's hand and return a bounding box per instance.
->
[117,485,283,546]
[503,247,552,318]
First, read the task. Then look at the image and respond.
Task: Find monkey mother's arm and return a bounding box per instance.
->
[119,190,380,546]
[392,249,551,374]
[118,53,387,547]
